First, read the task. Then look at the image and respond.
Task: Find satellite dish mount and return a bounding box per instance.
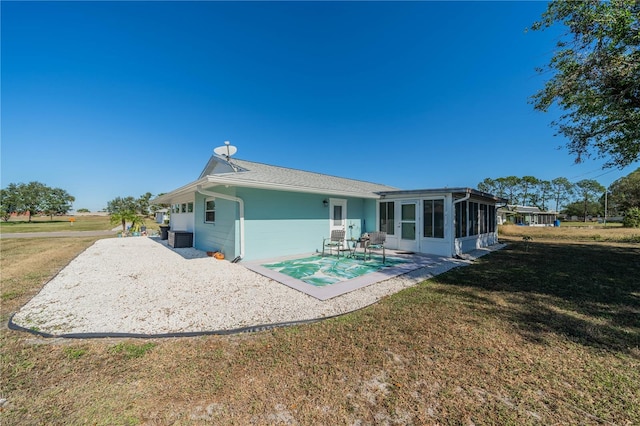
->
[213,141,238,160]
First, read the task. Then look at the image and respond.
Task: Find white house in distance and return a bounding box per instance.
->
[498,205,558,226]
[153,150,506,261]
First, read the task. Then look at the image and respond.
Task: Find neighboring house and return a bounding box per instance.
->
[498,205,558,226]
[152,154,505,261]
[154,208,169,224]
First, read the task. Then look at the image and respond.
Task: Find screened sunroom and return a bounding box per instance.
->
[376,188,506,257]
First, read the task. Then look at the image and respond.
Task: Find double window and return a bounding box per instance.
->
[205,199,216,223]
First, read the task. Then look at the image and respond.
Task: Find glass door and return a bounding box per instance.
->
[329,198,347,248]
[399,201,419,252]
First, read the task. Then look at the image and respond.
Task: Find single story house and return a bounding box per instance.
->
[152,154,506,261]
[498,205,558,226]
[154,208,169,224]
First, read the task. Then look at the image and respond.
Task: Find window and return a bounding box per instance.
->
[333,205,342,226]
[379,202,395,235]
[480,204,487,234]
[489,205,496,232]
[423,199,444,238]
[187,202,194,213]
[455,200,467,238]
[181,203,187,213]
[469,202,479,235]
[205,199,216,223]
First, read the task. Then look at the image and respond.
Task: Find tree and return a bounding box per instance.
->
[477,177,509,200]
[530,0,640,168]
[563,200,602,219]
[550,177,575,212]
[106,196,138,232]
[477,178,497,194]
[575,179,606,222]
[518,176,540,206]
[136,192,153,216]
[536,180,553,211]
[502,176,521,205]
[608,167,640,212]
[0,181,76,222]
[19,182,48,222]
[42,187,75,219]
[0,183,21,221]
[623,206,640,227]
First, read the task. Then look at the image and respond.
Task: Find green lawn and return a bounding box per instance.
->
[0,215,113,233]
[0,214,160,234]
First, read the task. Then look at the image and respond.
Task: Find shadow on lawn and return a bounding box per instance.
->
[434,240,640,356]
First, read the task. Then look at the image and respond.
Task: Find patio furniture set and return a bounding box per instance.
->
[322,230,386,263]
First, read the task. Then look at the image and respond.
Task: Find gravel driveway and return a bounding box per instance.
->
[10,237,502,337]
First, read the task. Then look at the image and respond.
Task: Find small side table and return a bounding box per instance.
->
[348,238,368,259]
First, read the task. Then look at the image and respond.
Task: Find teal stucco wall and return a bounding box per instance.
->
[193,190,239,258]
[193,185,374,261]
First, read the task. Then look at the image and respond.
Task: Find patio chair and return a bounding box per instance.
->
[322,229,346,258]
[365,231,386,263]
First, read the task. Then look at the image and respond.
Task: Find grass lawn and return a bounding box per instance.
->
[499,223,640,243]
[0,215,113,233]
[557,221,624,228]
[0,214,160,234]
[1,228,638,424]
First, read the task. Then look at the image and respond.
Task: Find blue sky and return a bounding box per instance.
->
[2,1,637,212]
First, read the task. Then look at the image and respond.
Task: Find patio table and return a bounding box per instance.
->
[347,237,368,259]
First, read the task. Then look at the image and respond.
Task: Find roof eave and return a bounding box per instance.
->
[151,177,208,205]
[377,187,508,203]
[205,176,384,199]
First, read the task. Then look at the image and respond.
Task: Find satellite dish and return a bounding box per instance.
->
[213,141,237,160]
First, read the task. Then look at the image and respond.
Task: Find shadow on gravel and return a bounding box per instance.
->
[433,240,640,357]
[147,236,210,260]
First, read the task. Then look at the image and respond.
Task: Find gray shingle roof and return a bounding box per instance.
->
[199,156,398,196]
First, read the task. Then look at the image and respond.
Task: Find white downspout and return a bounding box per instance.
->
[452,190,471,257]
[196,185,245,261]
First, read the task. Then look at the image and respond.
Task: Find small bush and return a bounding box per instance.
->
[623,207,640,228]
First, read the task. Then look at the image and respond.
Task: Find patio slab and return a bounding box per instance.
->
[244,250,467,300]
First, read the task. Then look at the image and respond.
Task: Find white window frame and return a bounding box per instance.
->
[205,198,216,223]
[423,198,445,239]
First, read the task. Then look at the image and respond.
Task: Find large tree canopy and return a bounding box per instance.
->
[530,0,640,168]
[0,182,75,222]
[608,167,640,212]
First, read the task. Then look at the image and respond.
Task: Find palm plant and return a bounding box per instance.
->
[110,209,139,233]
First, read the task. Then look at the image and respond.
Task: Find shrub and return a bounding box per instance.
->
[622,207,640,228]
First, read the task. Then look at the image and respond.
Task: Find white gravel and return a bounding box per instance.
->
[10,237,502,336]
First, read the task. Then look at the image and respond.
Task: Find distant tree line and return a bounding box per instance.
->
[478,168,640,225]
[477,176,580,211]
[0,181,75,222]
